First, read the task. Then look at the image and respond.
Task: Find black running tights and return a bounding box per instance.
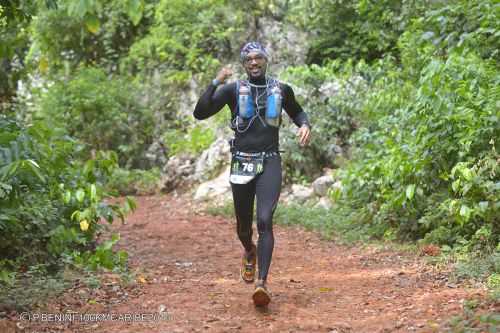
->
[231,154,281,281]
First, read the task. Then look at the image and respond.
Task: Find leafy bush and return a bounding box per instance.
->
[0,2,36,110]
[406,0,499,61]
[29,0,153,74]
[163,125,215,157]
[289,0,430,64]
[120,0,251,147]
[0,115,134,281]
[335,30,499,246]
[279,61,367,182]
[124,0,245,80]
[39,66,155,168]
[107,167,161,195]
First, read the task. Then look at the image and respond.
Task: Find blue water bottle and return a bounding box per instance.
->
[238,84,253,119]
[266,86,281,127]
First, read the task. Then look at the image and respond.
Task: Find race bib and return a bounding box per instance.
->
[229,153,264,184]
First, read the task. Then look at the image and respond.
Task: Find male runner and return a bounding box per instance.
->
[193,42,311,306]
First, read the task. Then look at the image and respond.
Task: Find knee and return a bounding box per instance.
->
[257,212,273,234]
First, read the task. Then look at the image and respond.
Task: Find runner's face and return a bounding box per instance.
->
[243,51,267,79]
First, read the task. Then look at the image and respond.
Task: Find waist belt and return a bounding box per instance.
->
[233,151,279,158]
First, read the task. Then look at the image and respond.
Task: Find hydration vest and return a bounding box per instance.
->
[236,78,282,128]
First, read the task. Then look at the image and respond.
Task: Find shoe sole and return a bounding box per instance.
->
[252,287,271,307]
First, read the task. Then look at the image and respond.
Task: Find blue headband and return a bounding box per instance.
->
[240,42,269,63]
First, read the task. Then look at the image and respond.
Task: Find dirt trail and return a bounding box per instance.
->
[9,195,490,333]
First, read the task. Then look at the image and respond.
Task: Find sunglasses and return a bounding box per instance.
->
[243,54,266,64]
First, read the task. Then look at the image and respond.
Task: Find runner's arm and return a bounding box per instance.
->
[281,83,311,128]
[193,83,236,120]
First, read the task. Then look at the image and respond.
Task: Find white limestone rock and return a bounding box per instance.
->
[314,197,333,210]
[194,166,231,202]
[193,138,231,182]
[289,184,314,203]
[312,174,335,197]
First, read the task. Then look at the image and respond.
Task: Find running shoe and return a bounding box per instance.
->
[240,244,256,283]
[252,279,271,307]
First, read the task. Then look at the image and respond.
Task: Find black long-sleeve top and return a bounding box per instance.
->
[193,76,310,153]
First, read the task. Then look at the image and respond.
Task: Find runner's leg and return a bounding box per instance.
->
[231,181,256,253]
[255,154,281,281]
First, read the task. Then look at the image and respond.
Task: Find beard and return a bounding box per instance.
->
[245,63,267,80]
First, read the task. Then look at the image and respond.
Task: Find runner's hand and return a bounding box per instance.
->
[297,125,311,147]
[215,66,233,84]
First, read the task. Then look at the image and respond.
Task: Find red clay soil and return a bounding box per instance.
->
[4,195,495,333]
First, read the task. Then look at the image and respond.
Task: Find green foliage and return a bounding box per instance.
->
[107,167,161,195]
[188,0,499,259]
[279,61,366,181]
[205,200,235,217]
[444,298,500,332]
[61,0,146,25]
[487,273,500,290]
[125,0,243,79]
[290,0,430,64]
[39,66,155,168]
[408,0,499,61]
[424,244,500,291]
[0,2,34,109]
[339,50,499,245]
[0,114,133,280]
[453,250,500,284]
[163,125,215,157]
[0,263,69,311]
[273,203,335,238]
[2,0,499,301]
[306,203,383,244]
[92,0,254,169]
[29,0,153,74]
[0,6,4,27]
[205,200,372,244]
[331,0,499,250]
[72,234,128,271]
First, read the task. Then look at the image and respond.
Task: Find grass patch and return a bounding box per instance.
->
[0,264,70,311]
[205,200,378,245]
[205,200,499,287]
[440,296,500,332]
[205,200,234,217]
[107,167,161,195]
[423,245,500,292]
[0,263,134,311]
[453,251,500,285]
